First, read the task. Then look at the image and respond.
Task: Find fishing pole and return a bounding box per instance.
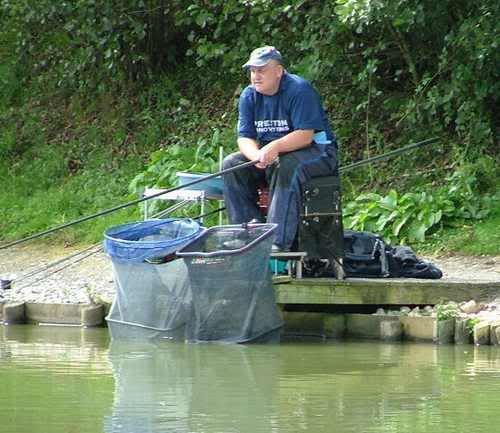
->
[339,137,438,173]
[0,137,439,251]
[4,200,216,290]
[0,159,259,250]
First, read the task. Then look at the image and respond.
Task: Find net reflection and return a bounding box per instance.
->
[103,338,500,433]
[104,340,281,433]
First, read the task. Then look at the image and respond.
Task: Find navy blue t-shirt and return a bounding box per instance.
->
[238,73,336,152]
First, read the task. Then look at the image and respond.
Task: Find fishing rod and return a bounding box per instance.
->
[338,137,439,173]
[4,200,219,291]
[0,159,259,250]
[0,137,438,251]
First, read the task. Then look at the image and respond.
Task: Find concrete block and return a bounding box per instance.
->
[491,321,500,346]
[282,312,326,337]
[402,316,434,341]
[25,303,82,325]
[473,322,491,346]
[25,303,104,326]
[437,318,455,344]
[101,300,113,317]
[454,318,473,344]
[81,304,104,327]
[323,314,346,339]
[380,319,403,341]
[282,312,345,338]
[401,317,455,343]
[2,302,26,324]
[345,314,400,339]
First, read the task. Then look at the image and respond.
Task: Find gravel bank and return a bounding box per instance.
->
[0,244,115,305]
[1,244,499,305]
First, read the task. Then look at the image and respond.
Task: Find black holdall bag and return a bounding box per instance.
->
[342,231,443,279]
[387,245,443,279]
[343,230,389,277]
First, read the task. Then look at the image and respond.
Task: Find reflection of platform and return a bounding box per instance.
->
[142,187,224,221]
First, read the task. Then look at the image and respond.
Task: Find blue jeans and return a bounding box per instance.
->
[222,146,337,250]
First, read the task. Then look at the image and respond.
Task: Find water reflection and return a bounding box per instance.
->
[0,325,113,433]
[105,341,281,433]
[104,339,500,433]
[103,341,410,433]
[2,326,500,433]
[1,324,110,373]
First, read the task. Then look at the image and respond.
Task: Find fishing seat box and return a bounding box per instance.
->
[299,175,344,261]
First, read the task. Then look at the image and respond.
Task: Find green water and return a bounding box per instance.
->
[1,325,500,433]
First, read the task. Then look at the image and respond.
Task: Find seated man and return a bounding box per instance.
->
[222,46,338,252]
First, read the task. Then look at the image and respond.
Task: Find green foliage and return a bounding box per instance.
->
[435,303,459,322]
[129,131,223,194]
[177,1,307,71]
[0,0,498,249]
[128,127,230,218]
[0,140,143,243]
[1,0,184,91]
[0,124,17,159]
[334,0,498,151]
[0,86,146,243]
[465,317,480,334]
[2,0,498,155]
[419,198,500,256]
[344,157,496,244]
[344,189,445,244]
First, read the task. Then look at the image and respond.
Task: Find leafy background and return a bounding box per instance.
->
[0,0,498,251]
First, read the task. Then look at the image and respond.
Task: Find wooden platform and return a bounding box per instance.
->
[273,277,500,305]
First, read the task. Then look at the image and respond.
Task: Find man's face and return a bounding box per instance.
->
[249,62,283,96]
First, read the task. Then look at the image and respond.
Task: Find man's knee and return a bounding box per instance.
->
[278,153,301,170]
[272,153,302,188]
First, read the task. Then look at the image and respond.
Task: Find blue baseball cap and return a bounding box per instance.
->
[242,46,283,69]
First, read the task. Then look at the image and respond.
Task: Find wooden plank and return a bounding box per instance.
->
[274,277,500,305]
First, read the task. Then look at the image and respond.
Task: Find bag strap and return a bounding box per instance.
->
[374,239,389,277]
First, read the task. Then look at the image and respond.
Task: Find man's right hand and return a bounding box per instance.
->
[237,137,265,168]
[256,142,279,169]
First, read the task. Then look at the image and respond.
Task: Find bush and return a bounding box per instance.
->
[1,0,498,244]
[343,157,497,243]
